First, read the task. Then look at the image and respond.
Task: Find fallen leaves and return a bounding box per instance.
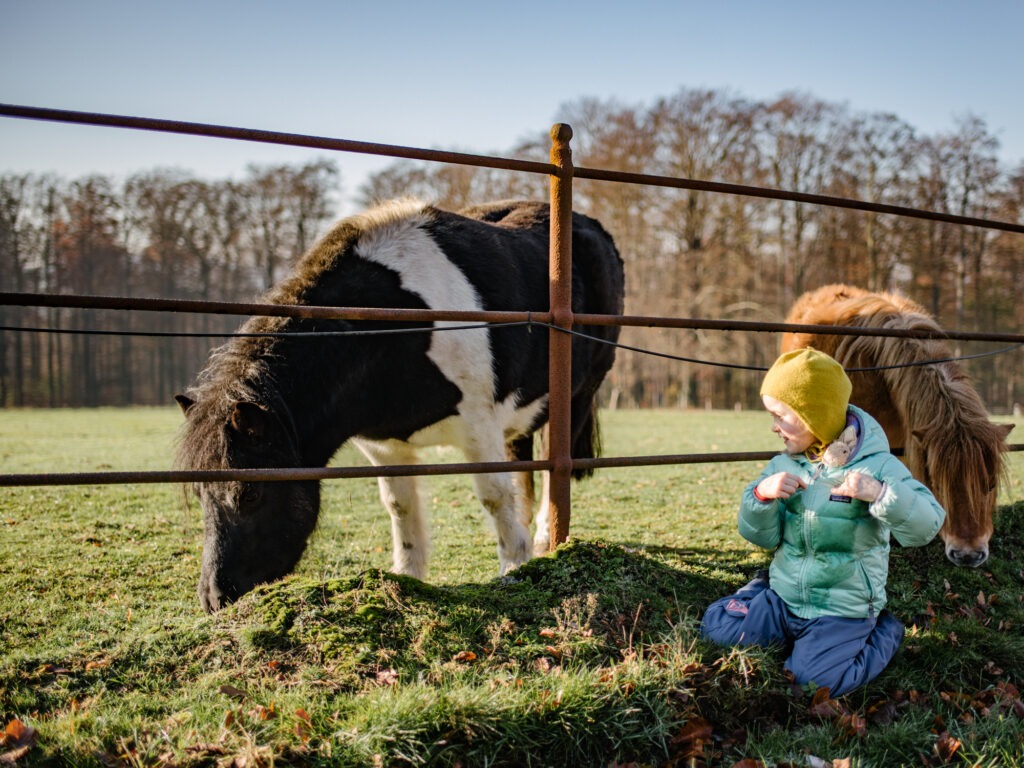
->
[668,715,714,764]
[1,720,37,764]
[938,681,1024,723]
[806,758,851,768]
[218,683,249,701]
[806,688,866,741]
[933,732,962,763]
[293,708,312,743]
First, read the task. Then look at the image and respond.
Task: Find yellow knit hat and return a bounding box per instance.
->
[760,348,852,444]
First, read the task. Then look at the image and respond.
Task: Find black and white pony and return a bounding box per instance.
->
[175,199,625,612]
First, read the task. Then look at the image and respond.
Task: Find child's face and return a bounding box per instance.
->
[762,395,815,454]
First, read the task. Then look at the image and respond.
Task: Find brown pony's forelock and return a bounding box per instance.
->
[923,414,1008,536]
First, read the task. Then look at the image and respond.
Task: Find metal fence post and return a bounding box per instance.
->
[548,123,574,549]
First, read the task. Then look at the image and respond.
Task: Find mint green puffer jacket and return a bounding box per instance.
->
[739,405,945,619]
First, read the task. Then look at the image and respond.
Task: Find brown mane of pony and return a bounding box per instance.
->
[782,284,1008,540]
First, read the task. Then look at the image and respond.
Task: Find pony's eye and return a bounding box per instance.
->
[240,484,264,504]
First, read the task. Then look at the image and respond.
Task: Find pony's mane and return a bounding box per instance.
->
[831,293,1007,525]
[266,197,434,306]
[831,293,990,435]
[174,341,282,472]
[175,199,434,471]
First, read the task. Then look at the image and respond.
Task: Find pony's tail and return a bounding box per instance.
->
[565,212,622,481]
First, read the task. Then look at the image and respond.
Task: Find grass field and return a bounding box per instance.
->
[2,407,1023,767]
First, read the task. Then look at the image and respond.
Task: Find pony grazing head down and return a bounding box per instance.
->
[175,346,321,612]
[902,387,1012,568]
[782,283,1014,568]
[175,198,625,612]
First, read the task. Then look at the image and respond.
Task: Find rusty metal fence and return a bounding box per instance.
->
[2,103,1024,550]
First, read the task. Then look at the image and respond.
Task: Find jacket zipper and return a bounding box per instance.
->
[857,561,876,619]
[800,507,813,607]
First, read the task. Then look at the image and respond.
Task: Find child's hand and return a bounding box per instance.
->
[755,472,807,500]
[831,472,885,502]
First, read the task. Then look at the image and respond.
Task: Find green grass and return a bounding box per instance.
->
[2,408,1023,766]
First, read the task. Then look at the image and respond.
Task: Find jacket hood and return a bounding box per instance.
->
[843,405,890,462]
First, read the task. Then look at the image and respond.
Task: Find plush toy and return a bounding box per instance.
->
[822,425,857,467]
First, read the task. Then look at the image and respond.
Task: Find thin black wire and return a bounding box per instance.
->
[530,322,1024,374]
[2,319,1021,373]
[0,321,528,340]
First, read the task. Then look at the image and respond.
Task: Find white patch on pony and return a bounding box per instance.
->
[354,205,535,576]
[355,205,494,406]
[498,391,548,440]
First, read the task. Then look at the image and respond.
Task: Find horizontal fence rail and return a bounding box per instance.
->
[4,449,1021,488]
[4,292,1024,344]
[4,103,1024,235]
[0,452,786,488]
[574,165,1024,235]
[0,104,556,178]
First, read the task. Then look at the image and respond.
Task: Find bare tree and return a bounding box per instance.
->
[0,174,32,405]
[244,160,339,291]
[833,112,920,289]
[59,175,124,405]
[756,93,845,308]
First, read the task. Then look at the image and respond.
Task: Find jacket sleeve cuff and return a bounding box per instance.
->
[869,481,904,524]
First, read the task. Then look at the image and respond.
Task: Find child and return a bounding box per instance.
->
[700,348,945,697]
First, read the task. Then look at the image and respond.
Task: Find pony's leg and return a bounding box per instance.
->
[508,444,549,555]
[351,438,430,580]
[476,469,533,575]
[532,469,552,555]
[531,425,553,555]
[506,433,537,529]
[464,424,532,576]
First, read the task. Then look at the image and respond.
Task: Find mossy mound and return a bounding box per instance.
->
[223,540,722,690]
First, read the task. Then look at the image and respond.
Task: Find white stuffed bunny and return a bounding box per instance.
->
[822,425,857,467]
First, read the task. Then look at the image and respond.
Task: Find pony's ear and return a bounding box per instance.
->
[229,401,269,441]
[175,394,195,415]
[995,422,1015,439]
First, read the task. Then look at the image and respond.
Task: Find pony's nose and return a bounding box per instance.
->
[198,574,238,613]
[199,584,226,613]
[947,547,988,568]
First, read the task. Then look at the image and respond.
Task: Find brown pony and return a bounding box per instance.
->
[781,283,1013,567]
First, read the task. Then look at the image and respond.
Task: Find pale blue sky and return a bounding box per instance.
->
[2,0,1022,215]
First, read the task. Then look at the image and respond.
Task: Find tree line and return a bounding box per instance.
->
[1,88,1022,412]
[0,160,338,406]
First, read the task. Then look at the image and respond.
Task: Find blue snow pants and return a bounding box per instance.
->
[699,575,904,697]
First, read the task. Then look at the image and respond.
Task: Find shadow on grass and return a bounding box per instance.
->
[229,540,734,682]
